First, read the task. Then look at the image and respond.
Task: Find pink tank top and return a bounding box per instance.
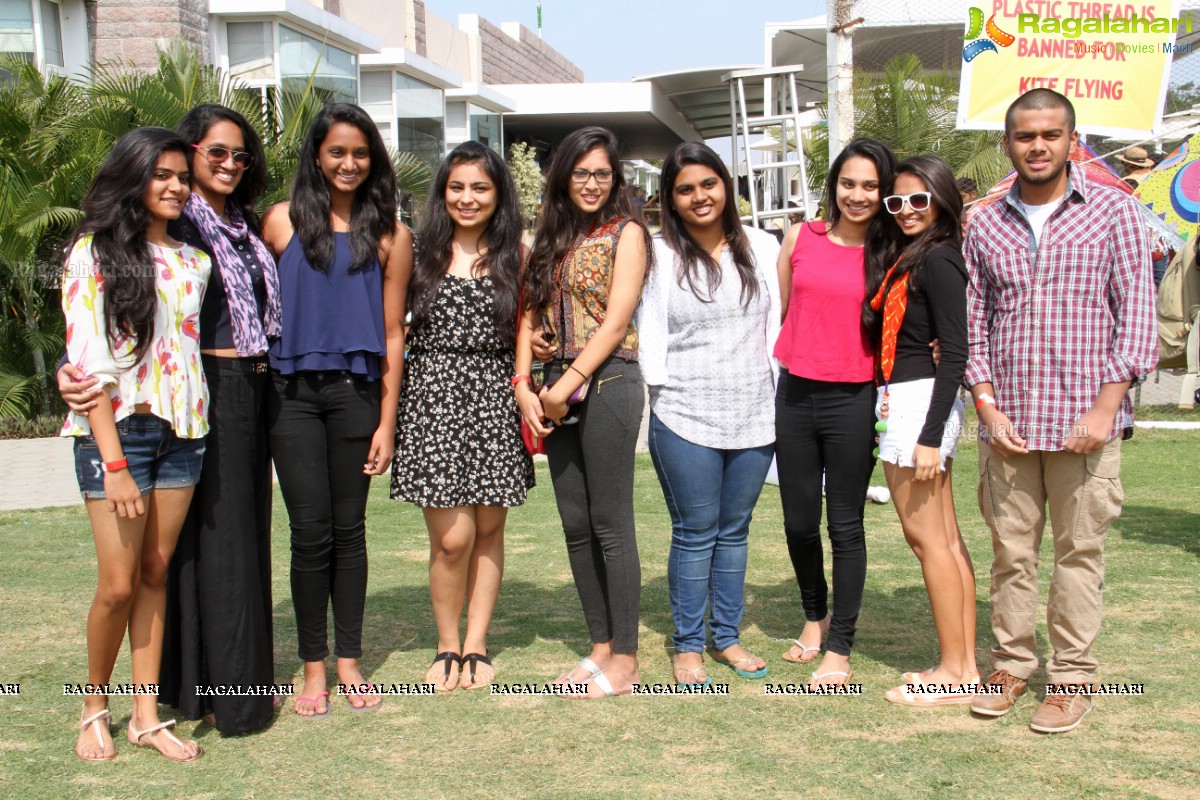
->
[773,221,874,383]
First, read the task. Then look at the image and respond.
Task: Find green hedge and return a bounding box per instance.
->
[0,415,63,440]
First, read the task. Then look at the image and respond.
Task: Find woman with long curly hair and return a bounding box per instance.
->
[516,126,651,698]
[63,126,209,762]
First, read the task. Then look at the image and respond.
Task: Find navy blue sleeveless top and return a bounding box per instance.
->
[269,232,385,380]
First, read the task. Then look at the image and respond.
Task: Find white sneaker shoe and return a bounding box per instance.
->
[866,486,891,504]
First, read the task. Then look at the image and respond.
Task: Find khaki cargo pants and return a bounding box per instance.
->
[977,437,1124,684]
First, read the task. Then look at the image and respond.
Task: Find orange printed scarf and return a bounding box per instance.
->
[868,258,909,387]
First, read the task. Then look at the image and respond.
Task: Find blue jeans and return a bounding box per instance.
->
[73,414,205,498]
[648,414,774,653]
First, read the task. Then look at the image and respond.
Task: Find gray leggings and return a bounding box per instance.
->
[543,357,644,654]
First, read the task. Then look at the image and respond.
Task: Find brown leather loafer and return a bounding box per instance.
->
[970,669,1029,716]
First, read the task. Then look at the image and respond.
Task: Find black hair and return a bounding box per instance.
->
[1004,88,1076,135]
[290,103,398,273]
[69,126,190,363]
[175,103,269,233]
[820,137,898,329]
[867,154,963,333]
[659,141,758,307]
[955,176,978,195]
[524,126,652,311]
[409,141,523,344]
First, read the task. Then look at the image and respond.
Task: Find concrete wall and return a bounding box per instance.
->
[423,7,471,79]
[82,1,580,83]
[87,0,209,71]
[340,0,413,52]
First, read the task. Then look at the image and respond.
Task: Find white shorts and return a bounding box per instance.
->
[874,378,964,471]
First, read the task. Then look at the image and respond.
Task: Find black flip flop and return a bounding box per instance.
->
[461,652,493,689]
[430,651,462,691]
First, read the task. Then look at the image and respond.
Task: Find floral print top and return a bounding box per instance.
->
[544,217,640,361]
[60,234,212,439]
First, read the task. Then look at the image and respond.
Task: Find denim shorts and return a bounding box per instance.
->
[73,414,206,498]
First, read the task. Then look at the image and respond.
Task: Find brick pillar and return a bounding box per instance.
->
[413,0,426,56]
[86,0,209,73]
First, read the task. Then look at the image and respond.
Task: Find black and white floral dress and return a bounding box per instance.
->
[391,274,535,507]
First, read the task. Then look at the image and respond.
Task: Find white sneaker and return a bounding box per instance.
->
[866,486,891,504]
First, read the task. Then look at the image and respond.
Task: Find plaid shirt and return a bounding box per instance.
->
[963,163,1158,451]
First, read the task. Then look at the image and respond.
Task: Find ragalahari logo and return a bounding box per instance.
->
[963,7,1015,61]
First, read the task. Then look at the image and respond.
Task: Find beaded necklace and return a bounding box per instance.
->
[868,255,909,454]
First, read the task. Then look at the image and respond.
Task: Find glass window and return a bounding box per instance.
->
[279,24,356,106]
[395,72,443,171]
[0,0,34,60]
[228,21,274,81]
[470,110,501,153]
[38,0,60,66]
[445,101,466,129]
[375,119,393,149]
[360,70,392,116]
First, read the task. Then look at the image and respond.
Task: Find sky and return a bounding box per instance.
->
[420,0,827,81]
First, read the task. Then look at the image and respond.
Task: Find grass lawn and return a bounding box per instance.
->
[1128,404,1200,422]
[1,426,1197,799]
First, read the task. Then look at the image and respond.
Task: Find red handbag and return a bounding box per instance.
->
[516,285,546,455]
[521,416,546,455]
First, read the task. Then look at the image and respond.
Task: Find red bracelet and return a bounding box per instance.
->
[510,374,532,387]
[102,457,129,473]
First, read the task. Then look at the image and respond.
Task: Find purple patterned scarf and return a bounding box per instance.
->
[183,193,281,355]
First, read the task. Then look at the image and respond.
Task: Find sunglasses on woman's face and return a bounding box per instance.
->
[883,192,932,214]
[192,144,254,168]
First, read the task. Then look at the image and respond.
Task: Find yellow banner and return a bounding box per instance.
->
[957,0,1184,136]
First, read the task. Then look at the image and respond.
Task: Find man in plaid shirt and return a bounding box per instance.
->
[963,89,1157,733]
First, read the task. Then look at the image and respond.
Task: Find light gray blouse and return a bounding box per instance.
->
[639,226,781,449]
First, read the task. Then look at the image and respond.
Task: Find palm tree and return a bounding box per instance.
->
[1,43,433,422]
[78,42,433,214]
[0,55,98,418]
[804,54,1010,195]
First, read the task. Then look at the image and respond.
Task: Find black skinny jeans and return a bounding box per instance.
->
[543,357,644,654]
[774,371,875,656]
[268,371,380,661]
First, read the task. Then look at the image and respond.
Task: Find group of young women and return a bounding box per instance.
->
[62,103,409,761]
[59,101,978,763]
[773,141,976,702]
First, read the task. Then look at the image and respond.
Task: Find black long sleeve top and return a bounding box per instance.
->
[882,244,969,447]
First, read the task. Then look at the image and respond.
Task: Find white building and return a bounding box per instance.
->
[0,0,705,160]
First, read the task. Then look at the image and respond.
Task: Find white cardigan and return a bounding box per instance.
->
[638,226,782,387]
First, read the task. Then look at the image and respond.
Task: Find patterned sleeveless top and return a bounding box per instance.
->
[544,216,639,361]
